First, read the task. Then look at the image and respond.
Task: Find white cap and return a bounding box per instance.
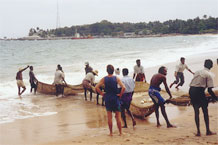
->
[85,62,89,65]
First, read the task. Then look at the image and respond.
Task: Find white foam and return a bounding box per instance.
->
[0,34,218,124]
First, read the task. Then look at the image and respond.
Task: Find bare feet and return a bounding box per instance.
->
[170,83,173,88]
[108,133,113,136]
[167,124,176,128]
[133,120,136,127]
[206,131,216,136]
[157,124,161,127]
[195,131,201,137]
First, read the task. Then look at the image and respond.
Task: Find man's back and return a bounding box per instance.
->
[85,66,93,74]
[16,71,22,80]
[54,70,64,84]
[121,76,135,93]
[190,68,213,88]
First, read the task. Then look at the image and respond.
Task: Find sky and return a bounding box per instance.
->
[0,0,218,38]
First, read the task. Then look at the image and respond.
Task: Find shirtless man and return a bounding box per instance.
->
[29,66,38,94]
[148,66,174,128]
[16,65,29,96]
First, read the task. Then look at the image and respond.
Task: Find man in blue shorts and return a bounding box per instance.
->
[148,66,175,128]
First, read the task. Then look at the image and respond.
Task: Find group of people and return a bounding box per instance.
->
[83,58,217,137]
[16,58,217,137]
[16,65,38,96]
[16,64,67,97]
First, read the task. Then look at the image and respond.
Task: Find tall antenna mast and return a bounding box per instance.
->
[56,0,61,29]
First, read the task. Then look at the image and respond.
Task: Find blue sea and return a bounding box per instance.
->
[0,34,218,124]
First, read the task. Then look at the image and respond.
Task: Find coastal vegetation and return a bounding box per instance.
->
[29,15,218,38]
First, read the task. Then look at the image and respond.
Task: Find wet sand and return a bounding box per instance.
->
[0,52,217,145]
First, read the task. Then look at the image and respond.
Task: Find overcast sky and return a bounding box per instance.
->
[0,0,218,38]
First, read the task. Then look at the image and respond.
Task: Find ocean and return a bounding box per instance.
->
[0,34,218,124]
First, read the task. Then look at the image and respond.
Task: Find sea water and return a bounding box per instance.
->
[0,34,218,124]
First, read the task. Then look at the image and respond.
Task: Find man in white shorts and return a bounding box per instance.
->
[16,65,29,96]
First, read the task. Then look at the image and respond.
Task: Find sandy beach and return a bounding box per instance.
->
[0,51,217,145]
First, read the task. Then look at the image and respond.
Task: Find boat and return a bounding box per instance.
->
[168,90,218,106]
[37,81,84,95]
[130,92,155,119]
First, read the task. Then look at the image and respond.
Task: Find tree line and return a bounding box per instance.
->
[29,15,218,37]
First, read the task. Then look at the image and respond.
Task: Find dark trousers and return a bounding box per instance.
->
[55,84,64,96]
[173,72,184,86]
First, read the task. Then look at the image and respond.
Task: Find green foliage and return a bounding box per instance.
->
[29,15,218,37]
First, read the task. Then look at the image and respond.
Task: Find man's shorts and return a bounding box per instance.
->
[189,87,208,107]
[17,80,25,88]
[148,86,165,104]
[82,79,91,89]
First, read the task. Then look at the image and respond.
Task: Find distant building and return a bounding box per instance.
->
[123,32,136,38]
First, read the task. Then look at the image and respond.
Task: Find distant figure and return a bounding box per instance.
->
[170,57,194,89]
[148,66,175,128]
[85,62,93,75]
[115,67,121,92]
[96,64,125,136]
[16,65,29,96]
[133,59,146,82]
[53,64,67,97]
[29,66,38,94]
[121,68,136,128]
[189,59,217,136]
[115,68,120,76]
[82,70,98,101]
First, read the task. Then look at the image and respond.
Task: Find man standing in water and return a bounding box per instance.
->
[84,62,93,98]
[189,59,217,136]
[16,65,29,96]
[133,59,146,82]
[53,64,67,97]
[148,66,175,128]
[121,68,136,128]
[29,66,38,94]
[170,57,194,89]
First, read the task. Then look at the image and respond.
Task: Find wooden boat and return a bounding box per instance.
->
[167,96,191,106]
[130,92,155,119]
[168,90,218,106]
[37,81,84,95]
[133,82,218,106]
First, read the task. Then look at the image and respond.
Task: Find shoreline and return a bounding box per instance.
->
[0,51,217,145]
[1,33,218,41]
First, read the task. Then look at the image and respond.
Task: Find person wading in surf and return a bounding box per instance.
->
[16,65,29,96]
